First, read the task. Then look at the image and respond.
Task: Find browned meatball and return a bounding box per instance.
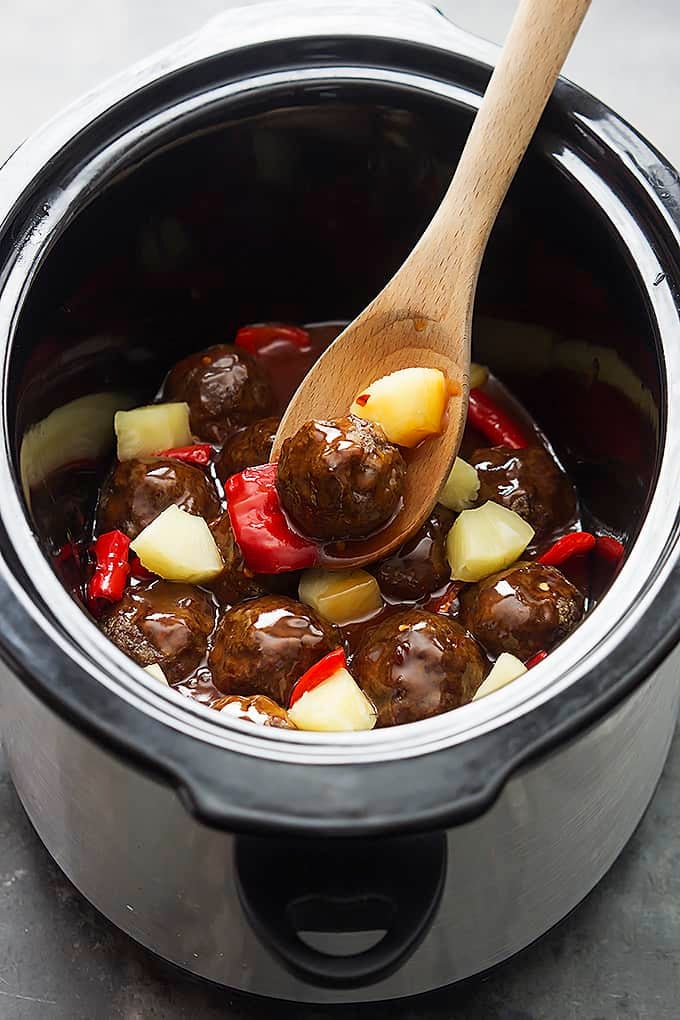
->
[470,445,577,539]
[100,580,215,684]
[215,417,280,482]
[163,344,274,442]
[459,561,584,661]
[208,511,269,605]
[97,457,221,540]
[276,416,406,541]
[209,595,339,704]
[213,694,295,729]
[374,505,454,601]
[353,609,487,727]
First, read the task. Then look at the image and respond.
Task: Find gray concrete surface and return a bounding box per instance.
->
[1,1,679,1017]
[1,735,678,1019]
[1,1,679,169]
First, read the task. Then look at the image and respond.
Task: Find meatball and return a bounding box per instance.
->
[459,561,585,661]
[215,417,280,482]
[276,416,406,541]
[100,580,215,684]
[213,694,295,729]
[209,594,338,704]
[353,609,487,727]
[163,344,274,442]
[470,445,577,539]
[97,457,221,540]
[208,511,269,605]
[374,505,454,601]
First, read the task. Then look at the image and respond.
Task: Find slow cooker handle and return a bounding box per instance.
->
[188,0,498,67]
[235,832,446,988]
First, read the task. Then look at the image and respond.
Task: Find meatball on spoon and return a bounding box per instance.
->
[270,0,590,567]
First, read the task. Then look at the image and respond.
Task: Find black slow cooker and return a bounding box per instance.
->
[0,0,678,1003]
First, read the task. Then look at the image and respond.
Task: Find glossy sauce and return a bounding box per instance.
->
[212,693,294,728]
[55,321,617,714]
[257,321,343,412]
[99,579,216,686]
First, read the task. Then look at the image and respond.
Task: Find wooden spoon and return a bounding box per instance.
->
[270,0,591,568]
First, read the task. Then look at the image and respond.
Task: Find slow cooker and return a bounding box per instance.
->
[0,0,678,1004]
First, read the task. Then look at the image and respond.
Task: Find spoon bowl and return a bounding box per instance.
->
[272,313,468,567]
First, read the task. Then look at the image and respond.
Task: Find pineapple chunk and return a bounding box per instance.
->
[288,667,377,732]
[298,568,382,626]
[20,392,133,509]
[350,367,448,448]
[115,402,192,461]
[131,505,223,584]
[469,362,489,389]
[473,652,527,700]
[438,457,480,512]
[143,663,169,685]
[446,500,534,582]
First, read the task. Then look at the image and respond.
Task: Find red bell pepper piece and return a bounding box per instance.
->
[225,463,318,574]
[129,555,155,581]
[538,531,596,566]
[595,535,625,564]
[525,649,548,669]
[88,530,130,608]
[156,443,213,467]
[235,324,311,357]
[289,648,347,708]
[467,388,530,449]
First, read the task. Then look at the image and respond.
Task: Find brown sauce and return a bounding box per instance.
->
[48,321,619,717]
[256,321,343,412]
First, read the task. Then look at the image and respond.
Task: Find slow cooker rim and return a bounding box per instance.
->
[0,7,676,832]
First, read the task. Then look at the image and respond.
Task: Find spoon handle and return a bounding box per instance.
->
[396,0,591,320]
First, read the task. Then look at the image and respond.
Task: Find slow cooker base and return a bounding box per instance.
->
[2,649,678,1004]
